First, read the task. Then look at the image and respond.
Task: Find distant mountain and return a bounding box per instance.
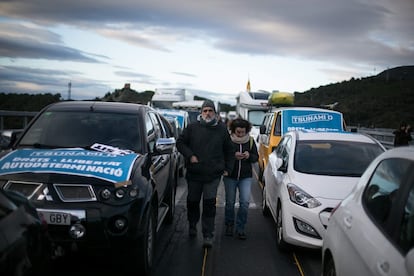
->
[101,83,154,104]
[1,67,413,129]
[293,66,414,128]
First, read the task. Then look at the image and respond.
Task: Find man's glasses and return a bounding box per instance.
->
[202,109,214,113]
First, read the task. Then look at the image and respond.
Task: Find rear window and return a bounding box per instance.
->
[294,140,384,176]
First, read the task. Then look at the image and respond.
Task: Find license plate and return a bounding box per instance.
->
[38,211,71,225]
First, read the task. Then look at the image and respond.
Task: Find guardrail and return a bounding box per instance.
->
[354,127,395,149]
[0,110,38,130]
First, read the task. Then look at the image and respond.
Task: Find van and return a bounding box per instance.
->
[257,107,346,179]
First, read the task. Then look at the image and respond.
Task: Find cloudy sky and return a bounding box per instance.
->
[0,0,413,104]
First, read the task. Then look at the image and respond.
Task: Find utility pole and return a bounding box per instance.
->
[68,81,72,100]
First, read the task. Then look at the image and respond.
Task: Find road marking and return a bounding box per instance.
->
[252,166,264,189]
[202,248,208,276]
[293,252,305,276]
[254,165,306,276]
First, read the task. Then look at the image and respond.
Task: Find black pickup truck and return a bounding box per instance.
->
[0,101,178,276]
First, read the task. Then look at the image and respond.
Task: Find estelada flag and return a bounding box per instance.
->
[246,79,251,92]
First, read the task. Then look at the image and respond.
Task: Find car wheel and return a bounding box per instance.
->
[262,186,271,217]
[323,255,336,276]
[128,206,156,276]
[276,204,289,251]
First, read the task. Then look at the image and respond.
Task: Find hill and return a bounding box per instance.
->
[1,66,413,129]
[294,65,414,128]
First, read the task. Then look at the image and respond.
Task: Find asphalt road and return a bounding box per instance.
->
[49,164,322,276]
[153,164,322,276]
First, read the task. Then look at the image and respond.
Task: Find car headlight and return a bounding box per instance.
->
[287,184,321,208]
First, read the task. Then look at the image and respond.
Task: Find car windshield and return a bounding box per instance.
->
[19,111,142,152]
[248,110,267,126]
[294,140,384,176]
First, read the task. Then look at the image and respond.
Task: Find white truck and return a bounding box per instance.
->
[150,88,187,109]
[172,100,204,123]
[236,90,271,144]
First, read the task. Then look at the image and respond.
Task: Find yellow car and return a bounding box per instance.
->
[257,107,346,180]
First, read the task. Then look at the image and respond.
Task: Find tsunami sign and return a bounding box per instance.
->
[0,148,139,183]
[282,109,344,134]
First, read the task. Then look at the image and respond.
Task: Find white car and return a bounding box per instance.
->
[322,146,414,276]
[262,130,386,250]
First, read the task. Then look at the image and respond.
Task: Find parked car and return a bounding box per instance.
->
[156,108,189,177]
[0,188,51,276]
[258,107,346,180]
[322,146,414,276]
[0,101,178,276]
[156,109,189,133]
[262,130,385,250]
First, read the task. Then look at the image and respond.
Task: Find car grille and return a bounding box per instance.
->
[4,181,98,202]
[53,184,97,202]
[4,181,43,199]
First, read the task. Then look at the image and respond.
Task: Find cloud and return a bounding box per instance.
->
[0,23,104,62]
[0,0,413,102]
[0,65,110,99]
[1,1,412,67]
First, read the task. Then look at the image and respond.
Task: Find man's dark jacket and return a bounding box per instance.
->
[177,120,235,182]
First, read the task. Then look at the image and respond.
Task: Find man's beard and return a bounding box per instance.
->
[204,116,214,123]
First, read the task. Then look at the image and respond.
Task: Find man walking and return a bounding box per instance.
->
[176,100,235,248]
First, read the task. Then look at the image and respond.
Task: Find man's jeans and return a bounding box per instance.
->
[187,177,221,238]
[223,177,252,233]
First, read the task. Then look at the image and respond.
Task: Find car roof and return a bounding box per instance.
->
[377,146,414,160]
[44,101,151,114]
[156,108,188,117]
[291,130,381,144]
[269,106,343,115]
[157,108,189,116]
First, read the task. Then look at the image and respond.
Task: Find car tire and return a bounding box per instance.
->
[128,206,156,276]
[262,187,271,217]
[323,255,336,276]
[276,204,289,251]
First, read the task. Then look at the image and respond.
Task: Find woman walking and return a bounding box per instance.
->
[224,118,258,240]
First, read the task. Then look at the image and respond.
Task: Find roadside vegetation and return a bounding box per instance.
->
[1,66,413,129]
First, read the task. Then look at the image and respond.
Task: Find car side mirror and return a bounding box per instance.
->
[259,125,266,134]
[406,248,414,276]
[275,157,283,169]
[155,137,176,155]
[2,130,23,149]
[277,157,287,173]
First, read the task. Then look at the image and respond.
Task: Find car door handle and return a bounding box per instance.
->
[343,215,352,228]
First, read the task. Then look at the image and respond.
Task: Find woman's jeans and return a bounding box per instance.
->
[223,176,252,233]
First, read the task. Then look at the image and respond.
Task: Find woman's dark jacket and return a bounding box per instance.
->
[228,137,259,180]
[176,120,235,182]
